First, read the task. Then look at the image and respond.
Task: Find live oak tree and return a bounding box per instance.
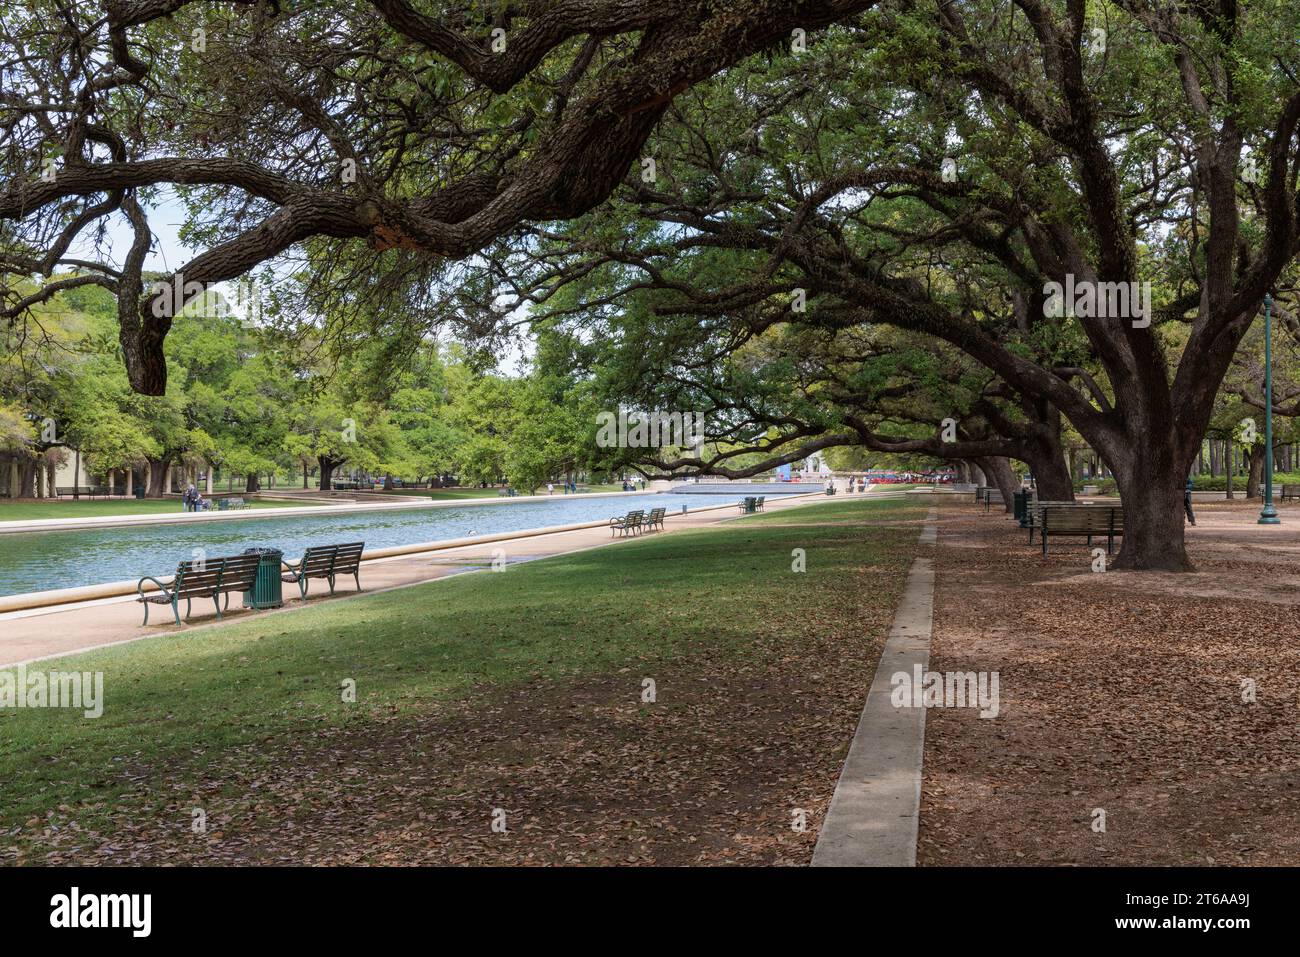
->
[499,0,1300,570]
[0,0,878,393]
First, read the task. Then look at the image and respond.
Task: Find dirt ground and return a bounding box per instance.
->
[919,499,1300,866]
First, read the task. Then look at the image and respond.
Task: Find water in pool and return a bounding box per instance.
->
[0,491,804,597]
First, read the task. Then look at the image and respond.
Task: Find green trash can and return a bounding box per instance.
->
[1013,489,1029,524]
[242,547,284,609]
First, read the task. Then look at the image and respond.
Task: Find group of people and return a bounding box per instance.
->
[181,484,211,512]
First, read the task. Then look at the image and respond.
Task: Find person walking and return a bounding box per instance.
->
[1183,475,1196,526]
[183,483,197,512]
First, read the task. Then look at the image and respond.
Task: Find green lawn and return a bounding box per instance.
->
[0,495,924,849]
[743,495,918,523]
[0,497,296,522]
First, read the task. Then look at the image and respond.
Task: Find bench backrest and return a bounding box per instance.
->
[299,544,342,576]
[173,554,262,597]
[331,542,365,574]
[1029,499,1114,521]
[647,507,665,520]
[1283,483,1300,494]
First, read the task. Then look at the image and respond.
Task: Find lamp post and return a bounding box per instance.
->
[1258,293,1280,525]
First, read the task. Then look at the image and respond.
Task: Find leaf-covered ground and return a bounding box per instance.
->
[920,500,1300,865]
[2,497,926,865]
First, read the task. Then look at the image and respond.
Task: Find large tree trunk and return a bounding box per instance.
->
[1225,440,1234,499]
[145,457,171,496]
[976,456,1018,514]
[318,457,335,491]
[245,473,261,493]
[1246,447,1263,499]
[1110,447,1192,572]
[1026,449,1075,501]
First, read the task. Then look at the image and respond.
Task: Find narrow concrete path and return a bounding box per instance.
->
[0,492,825,667]
[811,508,937,867]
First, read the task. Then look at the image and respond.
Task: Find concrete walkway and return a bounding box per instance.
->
[0,492,825,668]
[812,508,938,867]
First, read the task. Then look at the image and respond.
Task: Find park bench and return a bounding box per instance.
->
[980,487,1005,512]
[738,496,758,513]
[215,496,250,510]
[1039,505,1124,556]
[1024,500,1076,540]
[1282,483,1300,502]
[280,541,365,599]
[136,553,262,626]
[644,506,666,531]
[610,509,644,536]
[56,485,103,499]
[1025,498,1122,542]
[755,496,766,511]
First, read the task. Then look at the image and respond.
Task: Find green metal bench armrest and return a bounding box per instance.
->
[137,575,175,602]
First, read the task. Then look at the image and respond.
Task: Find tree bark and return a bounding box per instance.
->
[976,456,1018,514]
[1026,449,1074,501]
[245,473,261,493]
[1110,448,1193,571]
[145,457,171,496]
[1246,447,1263,499]
[318,457,335,491]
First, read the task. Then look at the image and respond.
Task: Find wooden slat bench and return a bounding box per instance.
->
[1025,499,1123,542]
[980,487,1005,512]
[281,541,365,598]
[57,485,106,499]
[1039,505,1124,555]
[1025,500,1080,541]
[1282,483,1300,502]
[609,510,644,536]
[136,553,262,626]
[644,506,666,531]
